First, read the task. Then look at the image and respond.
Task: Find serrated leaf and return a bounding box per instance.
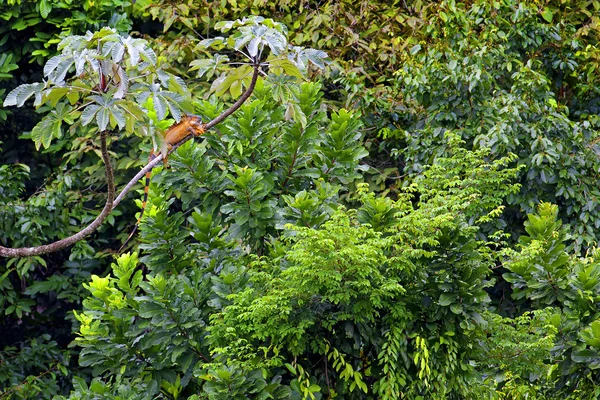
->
[123,37,141,65]
[3,83,43,107]
[96,108,110,131]
[81,104,100,126]
[247,36,260,57]
[43,55,62,77]
[110,107,126,130]
[153,93,168,121]
[53,58,75,83]
[114,65,129,99]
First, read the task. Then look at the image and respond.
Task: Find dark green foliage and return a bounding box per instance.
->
[0,334,70,399]
[386,0,600,250]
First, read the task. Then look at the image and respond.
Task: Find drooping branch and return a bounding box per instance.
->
[0,130,115,258]
[0,64,261,258]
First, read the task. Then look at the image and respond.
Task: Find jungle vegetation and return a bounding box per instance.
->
[1,0,600,398]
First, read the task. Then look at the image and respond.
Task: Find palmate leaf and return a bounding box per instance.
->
[81,104,100,126]
[123,36,157,67]
[189,54,230,80]
[3,82,44,107]
[81,99,127,131]
[102,40,126,63]
[30,103,72,150]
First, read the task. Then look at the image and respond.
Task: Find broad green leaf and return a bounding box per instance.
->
[96,108,110,131]
[439,293,456,306]
[39,0,52,18]
[541,9,553,23]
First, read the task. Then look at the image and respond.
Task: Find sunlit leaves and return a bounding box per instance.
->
[210,65,254,98]
[4,26,181,144]
[3,82,43,107]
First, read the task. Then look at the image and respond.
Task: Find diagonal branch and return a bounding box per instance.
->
[0,64,261,258]
[0,130,115,258]
[114,63,261,208]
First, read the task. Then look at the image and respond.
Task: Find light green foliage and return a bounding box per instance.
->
[206,142,521,398]
[504,203,572,306]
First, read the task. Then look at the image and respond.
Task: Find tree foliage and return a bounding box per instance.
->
[2,0,600,399]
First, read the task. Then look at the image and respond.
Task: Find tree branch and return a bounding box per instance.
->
[205,62,260,130]
[0,64,261,258]
[0,131,115,258]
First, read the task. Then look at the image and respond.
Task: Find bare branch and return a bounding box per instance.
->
[0,131,115,258]
[0,63,262,258]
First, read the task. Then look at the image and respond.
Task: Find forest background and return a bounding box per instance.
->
[1,0,600,398]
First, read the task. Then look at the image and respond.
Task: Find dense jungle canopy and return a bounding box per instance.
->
[1,0,600,398]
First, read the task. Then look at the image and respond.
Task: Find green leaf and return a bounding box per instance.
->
[439,293,456,306]
[30,117,62,150]
[96,108,109,131]
[541,9,553,23]
[81,104,100,126]
[572,349,600,363]
[39,0,52,19]
[3,83,43,107]
[410,44,422,55]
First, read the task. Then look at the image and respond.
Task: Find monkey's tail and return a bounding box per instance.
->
[119,168,152,253]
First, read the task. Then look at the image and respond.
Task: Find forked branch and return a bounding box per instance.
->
[0,64,260,258]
